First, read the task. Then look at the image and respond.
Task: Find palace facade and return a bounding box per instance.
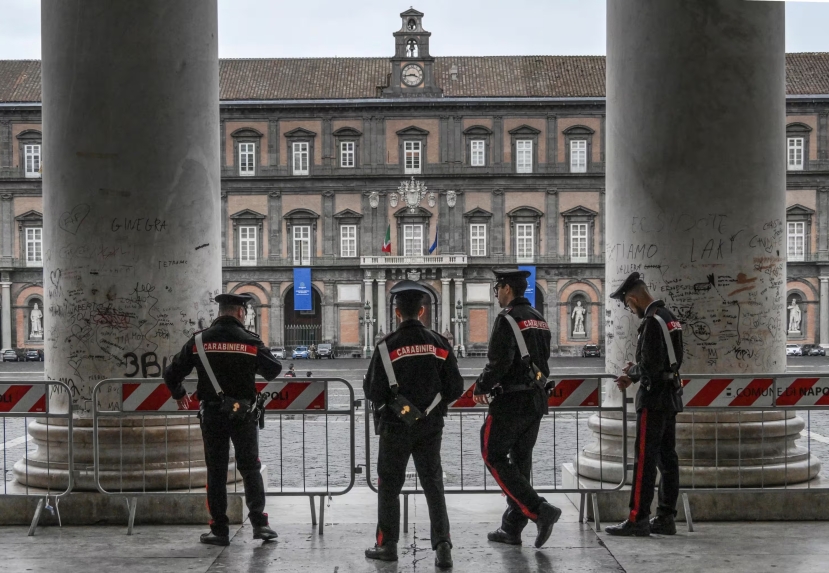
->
[1,9,828,356]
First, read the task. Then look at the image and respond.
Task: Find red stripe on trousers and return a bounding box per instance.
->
[482,414,538,521]
[628,409,648,522]
[377,530,384,546]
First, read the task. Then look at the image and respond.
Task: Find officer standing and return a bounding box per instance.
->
[473,269,562,548]
[164,292,282,546]
[363,281,464,569]
[605,272,684,537]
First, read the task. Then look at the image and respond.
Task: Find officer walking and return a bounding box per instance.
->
[605,272,684,536]
[473,269,562,548]
[164,293,282,546]
[363,281,464,569]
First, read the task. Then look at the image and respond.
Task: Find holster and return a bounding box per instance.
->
[386,391,423,427]
[218,394,255,422]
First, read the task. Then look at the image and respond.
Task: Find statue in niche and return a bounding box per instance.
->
[406,39,418,58]
[244,303,256,332]
[788,298,802,333]
[571,300,587,336]
[30,303,43,338]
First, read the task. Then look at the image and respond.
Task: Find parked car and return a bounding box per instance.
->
[316,343,334,359]
[25,349,40,362]
[2,349,18,362]
[292,346,310,359]
[582,344,601,358]
[802,344,826,357]
[270,347,286,359]
[786,344,803,356]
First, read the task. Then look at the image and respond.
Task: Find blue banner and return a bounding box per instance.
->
[519,265,536,307]
[293,267,312,311]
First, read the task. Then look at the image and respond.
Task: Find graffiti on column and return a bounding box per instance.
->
[606,212,785,375]
[45,204,220,410]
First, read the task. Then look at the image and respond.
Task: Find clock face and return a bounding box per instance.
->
[402,64,423,87]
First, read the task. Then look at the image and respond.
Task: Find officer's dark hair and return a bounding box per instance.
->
[395,292,424,320]
[500,277,527,297]
[218,303,243,316]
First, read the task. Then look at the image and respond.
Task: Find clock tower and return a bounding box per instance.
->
[383,8,443,98]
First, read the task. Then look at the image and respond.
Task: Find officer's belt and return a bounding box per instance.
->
[498,382,536,394]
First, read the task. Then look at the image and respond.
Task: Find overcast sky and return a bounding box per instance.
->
[1,0,828,59]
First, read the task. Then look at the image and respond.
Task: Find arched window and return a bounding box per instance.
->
[406,39,419,58]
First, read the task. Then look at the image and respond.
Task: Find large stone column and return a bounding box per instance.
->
[17,0,223,490]
[580,0,819,486]
[441,278,451,333]
[377,277,387,335]
[820,278,829,344]
[0,280,10,349]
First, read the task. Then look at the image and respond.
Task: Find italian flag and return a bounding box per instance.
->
[381,224,391,253]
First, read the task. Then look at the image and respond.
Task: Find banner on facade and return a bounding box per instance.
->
[519,265,536,307]
[293,267,313,311]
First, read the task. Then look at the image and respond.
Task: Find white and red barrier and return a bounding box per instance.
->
[0,384,47,413]
[775,377,829,407]
[255,381,326,410]
[121,382,199,411]
[681,377,775,408]
[448,378,601,409]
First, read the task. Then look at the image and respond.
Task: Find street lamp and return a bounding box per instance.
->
[451,300,468,358]
[359,300,376,358]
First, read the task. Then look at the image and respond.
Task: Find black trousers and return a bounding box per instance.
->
[480,412,546,534]
[376,420,451,550]
[201,405,268,536]
[628,408,680,522]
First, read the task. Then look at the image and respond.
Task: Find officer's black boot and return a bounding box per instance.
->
[252,524,278,541]
[605,519,650,537]
[649,514,677,535]
[435,541,453,569]
[534,502,563,548]
[200,532,230,546]
[487,528,522,545]
[365,541,398,562]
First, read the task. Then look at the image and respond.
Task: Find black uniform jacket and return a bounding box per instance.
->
[164,315,282,403]
[363,319,464,428]
[627,300,684,412]
[475,297,552,416]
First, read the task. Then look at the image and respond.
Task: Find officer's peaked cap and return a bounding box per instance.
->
[215,292,253,306]
[493,268,531,282]
[609,272,645,301]
[390,280,431,298]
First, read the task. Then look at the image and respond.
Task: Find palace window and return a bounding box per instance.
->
[788,221,805,262]
[404,141,422,174]
[516,224,534,261]
[24,144,41,178]
[293,225,311,264]
[340,225,357,258]
[788,138,804,171]
[403,224,423,256]
[570,223,588,262]
[293,142,309,175]
[570,140,587,173]
[26,227,42,266]
[340,141,355,168]
[516,140,533,174]
[470,224,487,257]
[471,140,485,167]
[239,226,257,266]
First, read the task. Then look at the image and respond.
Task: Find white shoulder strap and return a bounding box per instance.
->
[503,314,530,359]
[652,315,678,370]
[377,340,442,415]
[195,332,223,395]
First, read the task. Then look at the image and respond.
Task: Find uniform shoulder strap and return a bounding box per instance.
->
[652,314,678,371]
[195,332,223,395]
[376,340,442,415]
[502,314,530,359]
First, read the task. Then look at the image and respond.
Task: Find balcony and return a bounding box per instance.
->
[360,255,468,267]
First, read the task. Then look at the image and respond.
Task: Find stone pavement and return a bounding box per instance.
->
[3,489,829,572]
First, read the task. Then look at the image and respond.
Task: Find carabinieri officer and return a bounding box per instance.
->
[363,281,464,569]
[606,272,684,537]
[473,268,562,548]
[164,292,281,546]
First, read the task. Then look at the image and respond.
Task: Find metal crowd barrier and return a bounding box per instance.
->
[363,374,627,531]
[92,376,357,535]
[0,380,74,536]
[676,372,829,531]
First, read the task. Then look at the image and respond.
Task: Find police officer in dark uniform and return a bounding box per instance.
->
[363,281,464,569]
[605,272,684,536]
[473,269,562,548]
[164,292,282,546]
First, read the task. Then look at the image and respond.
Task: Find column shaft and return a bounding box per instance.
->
[377,279,387,335]
[821,278,829,344]
[441,279,451,334]
[1,282,11,348]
